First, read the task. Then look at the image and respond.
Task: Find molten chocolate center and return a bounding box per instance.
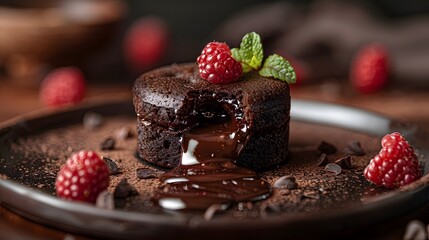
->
[155,104,271,210]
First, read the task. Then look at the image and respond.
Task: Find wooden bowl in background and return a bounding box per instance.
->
[0,0,127,86]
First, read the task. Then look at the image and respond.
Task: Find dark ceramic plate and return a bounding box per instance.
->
[0,98,428,240]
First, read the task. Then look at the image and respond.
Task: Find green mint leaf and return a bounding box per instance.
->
[231,32,263,73]
[259,54,296,84]
[240,32,263,70]
[231,48,253,72]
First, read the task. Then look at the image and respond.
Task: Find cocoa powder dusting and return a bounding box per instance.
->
[0,117,388,219]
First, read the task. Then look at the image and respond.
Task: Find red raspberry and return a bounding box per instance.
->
[350,43,389,94]
[55,151,109,203]
[364,132,421,189]
[197,41,242,84]
[124,17,168,71]
[40,67,86,108]
[197,42,231,56]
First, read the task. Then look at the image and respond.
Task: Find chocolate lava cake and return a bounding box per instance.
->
[132,63,290,171]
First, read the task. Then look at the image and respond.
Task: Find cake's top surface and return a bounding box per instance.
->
[132,63,290,131]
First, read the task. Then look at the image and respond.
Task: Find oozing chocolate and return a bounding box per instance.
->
[155,105,271,210]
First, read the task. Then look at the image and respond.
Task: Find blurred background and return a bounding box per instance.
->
[0,0,428,128]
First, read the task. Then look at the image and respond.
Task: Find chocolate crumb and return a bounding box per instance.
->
[303,190,320,200]
[103,156,120,175]
[279,189,291,196]
[101,137,115,150]
[343,141,365,156]
[136,168,157,179]
[319,186,331,194]
[325,163,342,175]
[273,175,298,190]
[96,190,115,210]
[335,155,353,169]
[114,179,138,198]
[116,126,133,140]
[317,153,329,166]
[317,141,337,154]
[82,112,103,130]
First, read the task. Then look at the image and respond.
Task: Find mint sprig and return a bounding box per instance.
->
[229,32,296,84]
[259,54,296,84]
[231,32,263,73]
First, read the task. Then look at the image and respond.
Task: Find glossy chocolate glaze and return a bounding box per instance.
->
[155,105,271,210]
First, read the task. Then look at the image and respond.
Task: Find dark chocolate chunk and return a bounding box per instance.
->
[273,175,298,190]
[114,179,138,198]
[343,141,365,156]
[136,168,157,179]
[101,137,116,150]
[335,155,353,169]
[325,163,342,175]
[103,156,120,175]
[316,153,329,166]
[317,141,337,154]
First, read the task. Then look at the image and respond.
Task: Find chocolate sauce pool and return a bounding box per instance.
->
[155,105,271,210]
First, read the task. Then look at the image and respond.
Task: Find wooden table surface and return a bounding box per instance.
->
[0,80,428,239]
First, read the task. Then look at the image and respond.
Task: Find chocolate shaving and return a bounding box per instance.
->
[101,137,116,150]
[103,156,120,175]
[317,153,329,166]
[273,175,298,190]
[114,179,138,198]
[343,141,365,156]
[317,141,337,154]
[335,155,353,169]
[136,168,157,179]
[324,163,342,175]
